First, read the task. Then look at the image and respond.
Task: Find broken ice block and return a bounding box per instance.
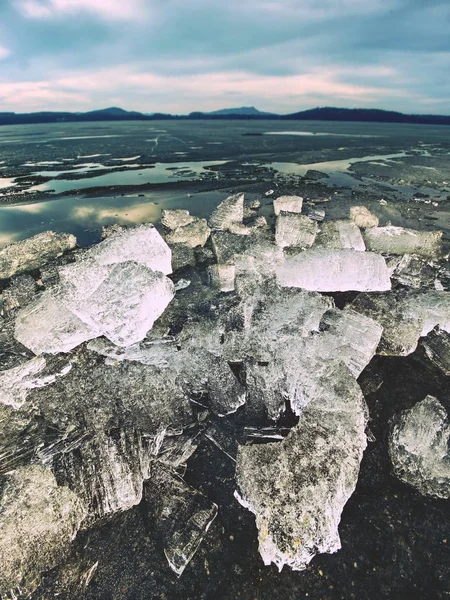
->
[363,226,442,258]
[389,396,450,499]
[68,261,175,347]
[0,231,76,280]
[351,290,450,355]
[273,195,303,216]
[209,193,244,231]
[14,291,98,355]
[144,464,218,576]
[275,212,318,248]
[276,248,391,292]
[161,209,195,230]
[211,231,253,264]
[165,218,211,248]
[235,363,367,571]
[316,220,365,251]
[0,465,86,596]
[82,224,172,275]
[207,264,236,292]
[0,356,71,409]
[350,205,379,229]
[421,328,450,375]
[244,360,287,421]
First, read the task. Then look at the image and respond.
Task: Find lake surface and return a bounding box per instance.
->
[0,119,449,247]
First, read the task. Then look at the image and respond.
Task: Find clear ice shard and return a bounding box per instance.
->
[235,362,367,571]
[276,248,391,292]
[363,226,442,258]
[351,290,450,355]
[422,328,450,375]
[273,195,303,216]
[0,464,86,597]
[161,209,196,230]
[388,395,450,499]
[78,223,172,275]
[165,218,211,248]
[349,205,379,229]
[0,231,76,280]
[144,464,218,576]
[275,212,318,248]
[316,220,366,251]
[65,261,175,347]
[2,275,37,311]
[207,264,236,292]
[0,356,71,409]
[209,192,245,231]
[14,290,99,355]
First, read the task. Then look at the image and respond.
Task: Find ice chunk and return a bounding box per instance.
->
[166,218,211,248]
[144,464,218,576]
[14,291,98,355]
[54,429,154,522]
[235,363,367,571]
[390,254,436,289]
[389,396,450,499]
[307,206,326,222]
[211,231,253,264]
[0,356,70,409]
[316,220,365,251]
[421,328,450,375]
[276,248,391,292]
[350,205,379,229]
[273,195,303,216]
[2,275,37,311]
[244,359,287,421]
[351,290,450,355]
[68,261,174,347]
[275,212,318,248]
[207,264,236,292]
[0,465,86,596]
[0,231,76,280]
[87,337,178,367]
[363,226,442,258]
[82,223,172,275]
[209,192,244,231]
[161,209,195,230]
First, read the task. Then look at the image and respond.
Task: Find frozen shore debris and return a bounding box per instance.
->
[0,195,448,585]
[388,396,450,499]
[0,231,76,280]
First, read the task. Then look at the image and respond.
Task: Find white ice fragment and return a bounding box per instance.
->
[71,261,175,347]
[389,396,450,499]
[275,213,318,249]
[273,195,303,216]
[14,291,99,355]
[349,206,379,229]
[363,226,442,258]
[207,264,236,292]
[316,220,366,251]
[276,248,391,292]
[209,193,244,231]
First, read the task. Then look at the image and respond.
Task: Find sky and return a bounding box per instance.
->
[0,0,449,114]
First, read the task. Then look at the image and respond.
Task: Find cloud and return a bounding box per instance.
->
[15,0,147,21]
[0,45,11,60]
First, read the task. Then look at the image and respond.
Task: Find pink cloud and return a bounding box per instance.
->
[15,0,147,21]
[0,65,411,113]
[0,45,11,60]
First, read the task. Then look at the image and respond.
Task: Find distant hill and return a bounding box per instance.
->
[207,106,276,116]
[282,107,450,125]
[0,105,449,126]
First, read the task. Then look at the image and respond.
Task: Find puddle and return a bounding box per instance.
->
[28,160,226,194]
[264,131,379,138]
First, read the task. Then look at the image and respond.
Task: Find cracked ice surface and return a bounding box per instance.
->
[235,362,367,571]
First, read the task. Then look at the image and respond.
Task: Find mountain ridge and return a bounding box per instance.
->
[0,106,450,126]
